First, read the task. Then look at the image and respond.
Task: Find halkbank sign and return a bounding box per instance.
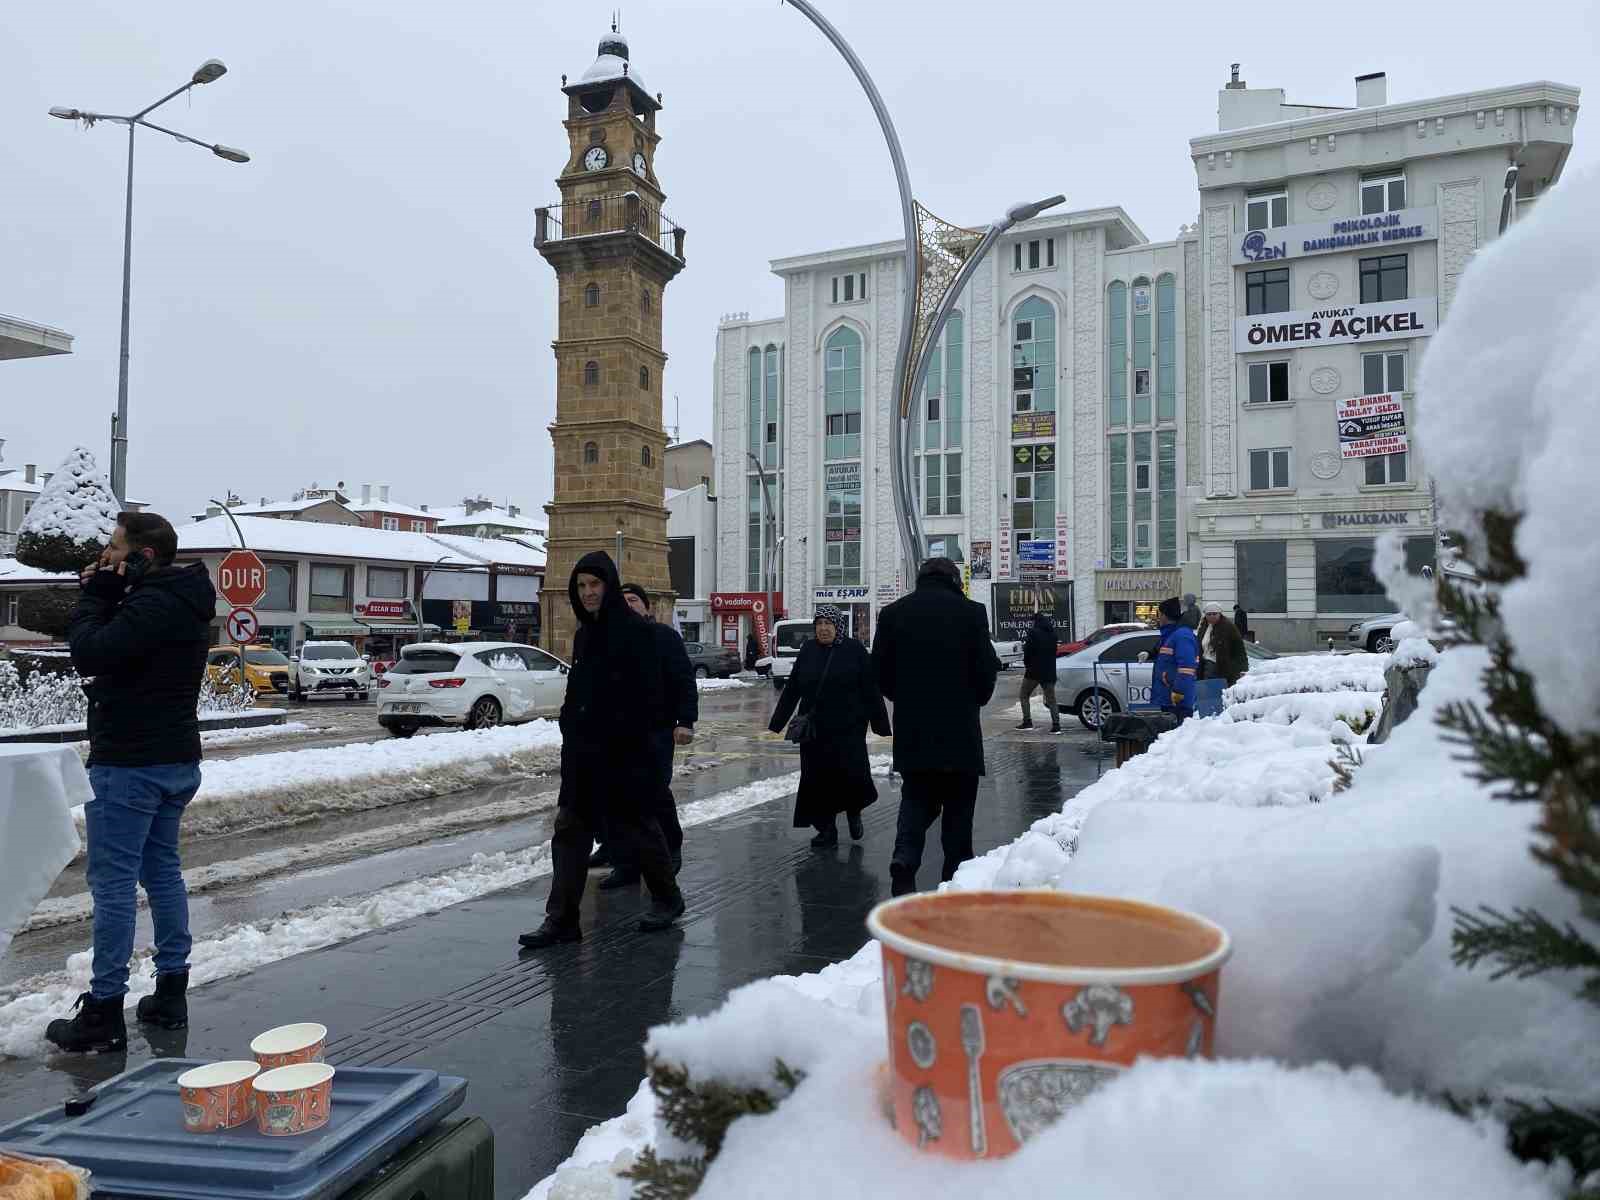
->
[1232,206,1437,265]
[1236,297,1438,353]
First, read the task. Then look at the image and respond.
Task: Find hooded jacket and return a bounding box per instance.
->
[1153,598,1200,714]
[559,550,663,755]
[68,561,217,766]
[1022,612,1058,684]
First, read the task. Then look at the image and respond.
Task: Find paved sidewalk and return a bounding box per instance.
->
[0,729,1106,1198]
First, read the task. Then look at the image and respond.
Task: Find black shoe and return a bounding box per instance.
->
[638,893,686,932]
[598,869,641,891]
[518,921,582,949]
[810,827,839,848]
[890,865,916,897]
[587,846,612,870]
[1051,723,1062,734]
[847,810,864,841]
[1015,720,1033,730]
[45,992,127,1053]
[671,853,683,875]
[135,971,188,1030]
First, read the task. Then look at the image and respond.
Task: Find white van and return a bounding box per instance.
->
[761,619,816,690]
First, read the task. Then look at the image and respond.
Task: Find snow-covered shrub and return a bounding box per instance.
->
[0,659,86,730]
[199,673,254,716]
[13,448,118,639]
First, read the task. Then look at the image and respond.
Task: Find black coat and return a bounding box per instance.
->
[1022,614,1058,684]
[1233,605,1251,638]
[1182,604,1203,632]
[559,551,662,764]
[769,636,890,826]
[871,569,1000,776]
[648,620,697,731]
[68,562,217,767]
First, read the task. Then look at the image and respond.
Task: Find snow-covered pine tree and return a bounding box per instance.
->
[14,447,119,640]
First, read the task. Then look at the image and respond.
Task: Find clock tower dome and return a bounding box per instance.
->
[535,27,686,659]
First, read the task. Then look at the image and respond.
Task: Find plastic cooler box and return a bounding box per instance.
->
[0,1059,466,1200]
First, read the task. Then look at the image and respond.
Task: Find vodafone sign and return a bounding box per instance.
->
[709,591,785,616]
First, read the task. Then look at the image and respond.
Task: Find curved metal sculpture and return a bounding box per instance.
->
[782,0,1063,593]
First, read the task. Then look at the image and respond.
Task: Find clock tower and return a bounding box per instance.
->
[535,27,686,660]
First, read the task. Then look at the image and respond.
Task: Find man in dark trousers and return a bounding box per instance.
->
[47,512,216,1052]
[1154,595,1200,723]
[593,582,695,889]
[1016,611,1061,733]
[520,552,685,948]
[871,557,1000,896]
[745,631,760,673]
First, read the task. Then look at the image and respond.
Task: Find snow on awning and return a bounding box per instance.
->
[301,619,368,638]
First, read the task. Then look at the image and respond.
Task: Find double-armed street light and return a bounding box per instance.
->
[51,59,250,503]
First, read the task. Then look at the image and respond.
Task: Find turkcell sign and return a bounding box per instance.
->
[1232,206,1437,265]
[1236,297,1437,353]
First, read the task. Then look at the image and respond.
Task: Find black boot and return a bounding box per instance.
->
[847,810,864,841]
[810,825,839,848]
[890,864,916,897]
[638,890,686,932]
[45,992,127,1053]
[1015,719,1033,730]
[671,852,683,875]
[135,972,188,1030]
[518,920,582,949]
[598,868,641,891]
[1050,718,1062,734]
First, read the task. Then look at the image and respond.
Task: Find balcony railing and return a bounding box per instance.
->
[535,193,686,259]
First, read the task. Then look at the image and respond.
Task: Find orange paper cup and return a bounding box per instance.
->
[252,1063,335,1137]
[250,1022,327,1071]
[177,1061,260,1133]
[868,889,1230,1159]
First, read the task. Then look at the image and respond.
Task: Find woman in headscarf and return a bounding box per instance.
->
[769,605,891,846]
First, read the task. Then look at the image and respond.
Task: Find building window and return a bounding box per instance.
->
[1361,173,1406,215]
[586,199,602,226]
[1105,431,1176,569]
[309,563,352,613]
[915,312,964,516]
[261,561,296,611]
[1106,282,1127,426]
[1248,360,1290,405]
[1237,540,1287,614]
[824,463,862,586]
[830,273,868,303]
[1362,350,1407,394]
[1156,273,1176,424]
[763,346,780,468]
[1010,443,1057,564]
[1316,538,1393,613]
[584,441,599,465]
[1245,267,1291,315]
[2,593,16,627]
[381,516,399,531]
[824,326,863,460]
[584,283,600,308]
[1248,447,1292,491]
[583,360,599,387]
[368,565,407,599]
[410,519,426,532]
[1011,296,1057,415]
[639,365,650,389]
[641,288,652,315]
[1359,254,1408,304]
[1246,188,1288,231]
[1364,452,1409,485]
[641,444,653,467]
[1130,278,1152,424]
[1012,238,1055,272]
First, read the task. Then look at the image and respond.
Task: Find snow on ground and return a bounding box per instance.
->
[1225,690,1383,733]
[0,760,847,1060]
[66,719,565,841]
[695,678,751,692]
[196,721,312,750]
[1223,652,1389,702]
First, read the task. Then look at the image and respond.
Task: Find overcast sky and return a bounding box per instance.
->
[3,1,1595,523]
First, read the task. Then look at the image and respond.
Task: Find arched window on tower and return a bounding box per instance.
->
[583,441,599,465]
[586,199,602,227]
[584,283,600,308]
[583,360,599,387]
[641,444,652,467]
[641,288,652,316]
[639,365,650,390]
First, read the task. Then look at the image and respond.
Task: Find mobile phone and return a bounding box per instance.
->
[121,554,152,585]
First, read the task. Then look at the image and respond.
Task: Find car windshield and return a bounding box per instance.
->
[244,648,290,666]
[389,650,462,675]
[776,625,812,654]
[302,644,358,661]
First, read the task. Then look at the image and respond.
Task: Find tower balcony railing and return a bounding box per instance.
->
[535,192,686,259]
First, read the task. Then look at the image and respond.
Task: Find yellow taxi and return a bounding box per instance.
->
[206,644,293,696]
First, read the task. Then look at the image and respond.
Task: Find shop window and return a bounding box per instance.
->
[1236,540,1287,613]
[583,360,600,387]
[584,441,599,465]
[1362,350,1407,395]
[1361,173,1406,215]
[1248,360,1290,405]
[1246,268,1290,316]
[1246,188,1288,231]
[1359,254,1408,304]
[1315,538,1391,613]
[1364,452,1408,485]
[1249,447,1292,491]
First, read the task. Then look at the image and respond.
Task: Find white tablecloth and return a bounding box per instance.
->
[0,743,88,959]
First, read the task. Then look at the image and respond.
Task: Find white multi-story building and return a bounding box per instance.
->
[712,69,1580,651]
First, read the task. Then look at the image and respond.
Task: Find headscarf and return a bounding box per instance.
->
[813,604,843,631]
[1203,601,1224,615]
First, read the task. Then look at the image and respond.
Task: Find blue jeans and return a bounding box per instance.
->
[85,763,200,999]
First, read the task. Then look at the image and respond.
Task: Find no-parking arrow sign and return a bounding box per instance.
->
[226,606,260,645]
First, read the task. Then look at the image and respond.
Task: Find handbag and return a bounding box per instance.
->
[784,644,836,745]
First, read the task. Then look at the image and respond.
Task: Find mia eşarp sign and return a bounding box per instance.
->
[1336,392,1410,459]
[1236,297,1437,353]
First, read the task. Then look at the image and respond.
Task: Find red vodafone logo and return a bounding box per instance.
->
[217,549,268,608]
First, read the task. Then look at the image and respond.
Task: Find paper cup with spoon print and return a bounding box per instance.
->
[177,1061,260,1133]
[250,1023,327,1070]
[868,889,1231,1160]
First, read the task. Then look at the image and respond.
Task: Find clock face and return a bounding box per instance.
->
[583,146,609,172]
[632,151,648,175]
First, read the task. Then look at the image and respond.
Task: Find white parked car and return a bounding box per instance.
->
[376,641,569,737]
[1346,613,1406,653]
[290,640,371,702]
[992,639,1025,671]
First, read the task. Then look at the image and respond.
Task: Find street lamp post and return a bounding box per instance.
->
[51,59,249,504]
[747,451,779,655]
[416,555,453,648]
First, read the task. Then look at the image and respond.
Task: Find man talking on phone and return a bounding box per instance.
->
[46,512,217,1052]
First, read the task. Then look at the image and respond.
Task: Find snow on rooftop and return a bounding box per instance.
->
[177,515,544,569]
[0,558,75,584]
[431,505,546,533]
[346,500,437,521]
[0,471,42,496]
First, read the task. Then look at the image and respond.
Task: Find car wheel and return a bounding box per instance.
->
[693,665,710,680]
[467,695,503,730]
[387,721,419,739]
[290,682,304,702]
[1366,630,1389,654]
[1076,689,1120,731]
[362,690,372,702]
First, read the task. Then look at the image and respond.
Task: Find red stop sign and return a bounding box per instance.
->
[217,549,268,608]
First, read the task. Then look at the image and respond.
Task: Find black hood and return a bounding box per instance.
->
[915,559,962,594]
[142,561,217,621]
[1158,596,1184,624]
[569,550,626,626]
[1030,612,1055,633]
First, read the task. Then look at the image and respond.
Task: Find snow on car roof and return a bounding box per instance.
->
[177,515,545,569]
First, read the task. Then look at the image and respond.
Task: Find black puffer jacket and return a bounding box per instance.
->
[68,562,217,767]
[1022,612,1058,684]
[558,550,662,755]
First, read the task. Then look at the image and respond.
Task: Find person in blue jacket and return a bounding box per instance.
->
[1153,596,1199,721]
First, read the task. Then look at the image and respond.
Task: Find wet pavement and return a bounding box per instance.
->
[0,679,1110,1199]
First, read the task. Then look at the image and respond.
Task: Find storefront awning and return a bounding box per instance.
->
[301,619,369,638]
[362,619,441,634]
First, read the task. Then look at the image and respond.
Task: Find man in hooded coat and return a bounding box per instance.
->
[520,551,685,948]
[1016,610,1062,733]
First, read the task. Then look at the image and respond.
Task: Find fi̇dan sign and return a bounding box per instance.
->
[1236,297,1437,353]
[1336,392,1410,459]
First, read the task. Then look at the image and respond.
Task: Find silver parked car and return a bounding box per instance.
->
[1055,629,1279,730]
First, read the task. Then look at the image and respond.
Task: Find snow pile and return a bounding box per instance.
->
[1223,652,1389,702]
[196,721,311,750]
[15,448,117,546]
[1417,165,1600,737]
[1225,689,1384,733]
[696,678,752,692]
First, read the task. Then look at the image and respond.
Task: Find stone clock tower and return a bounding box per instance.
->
[535,27,686,660]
